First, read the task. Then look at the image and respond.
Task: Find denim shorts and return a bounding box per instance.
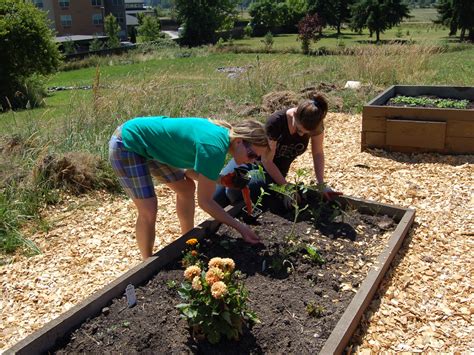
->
[108,126,185,199]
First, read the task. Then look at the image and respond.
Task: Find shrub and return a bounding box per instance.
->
[0,0,61,110]
[138,14,163,42]
[105,14,121,49]
[177,256,259,344]
[297,13,323,54]
[244,24,253,38]
[261,31,274,52]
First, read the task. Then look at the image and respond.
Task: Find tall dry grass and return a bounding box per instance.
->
[341,43,443,86]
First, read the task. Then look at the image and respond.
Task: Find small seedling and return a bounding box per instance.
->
[166,280,177,289]
[304,244,325,265]
[306,302,325,318]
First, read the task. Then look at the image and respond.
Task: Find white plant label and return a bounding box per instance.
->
[125,284,137,307]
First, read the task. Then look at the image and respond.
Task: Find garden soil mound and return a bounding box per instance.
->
[54,204,395,353]
[1,113,473,353]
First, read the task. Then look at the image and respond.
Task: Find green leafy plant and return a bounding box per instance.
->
[306,302,325,318]
[269,168,311,241]
[176,257,259,344]
[304,244,325,265]
[254,187,270,210]
[166,280,177,289]
[390,95,469,109]
[261,31,274,52]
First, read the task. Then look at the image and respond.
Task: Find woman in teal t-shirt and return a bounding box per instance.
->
[109,116,270,259]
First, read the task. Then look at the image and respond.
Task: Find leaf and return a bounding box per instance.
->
[222,311,232,325]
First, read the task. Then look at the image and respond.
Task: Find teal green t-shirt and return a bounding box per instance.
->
[121,116,230,181]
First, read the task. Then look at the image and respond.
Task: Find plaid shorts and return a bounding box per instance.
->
[108,126,185,199]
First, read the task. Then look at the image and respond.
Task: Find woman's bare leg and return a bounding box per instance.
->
[167,177,196,234]
[132,197,158,260]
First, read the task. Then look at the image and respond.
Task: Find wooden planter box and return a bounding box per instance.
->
[6,197,415,355]
[362,85,474,154]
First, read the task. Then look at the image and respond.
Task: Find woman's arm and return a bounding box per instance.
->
[197,174,261,243]
[310,132,325,184]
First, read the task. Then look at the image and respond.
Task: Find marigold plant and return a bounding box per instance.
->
[176,257,259,344]
[182,238,201,268]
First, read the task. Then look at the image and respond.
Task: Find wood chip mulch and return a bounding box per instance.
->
[1,113,473,353]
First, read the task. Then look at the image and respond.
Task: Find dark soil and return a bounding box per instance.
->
[53,198,396,354]
[386,95,474,109]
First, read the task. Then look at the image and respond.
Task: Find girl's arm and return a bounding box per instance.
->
[261,139,287,185]
[310,132,325,184]
[197,174,261,244]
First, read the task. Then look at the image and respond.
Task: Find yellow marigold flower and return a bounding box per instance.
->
[191,276,202,291]
[208,257,224,269]
[186,238,198,246]
[184,265,201,280]
[205,267,224,285]
[211,281,228,299]
[222,258,235,272]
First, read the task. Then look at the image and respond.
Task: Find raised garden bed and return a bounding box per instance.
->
[362,85,474,154]
[7,193,415,355]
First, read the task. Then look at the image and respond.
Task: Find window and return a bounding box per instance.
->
[34,0,44,8]
[112,0,122,4]
[59,0,69,8]
[91,0,102,6]
[60,14,72,27]
[115,13,124,24]
[92,13,103,25]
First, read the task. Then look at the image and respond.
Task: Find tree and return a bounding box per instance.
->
[138,14,163,42]
[248,0,286,34]
[282,0,308,32]
[89,36,104,52]
[308,0,354,35]
[350,0,410,42]
[436,0,474,41]
[176,0,239,46]
[0,0,61,110]
[104,14,121,48]
[298,13,323,54]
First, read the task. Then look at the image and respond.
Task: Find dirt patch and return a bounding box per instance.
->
[261,91,300,113]
[54,197,395,353]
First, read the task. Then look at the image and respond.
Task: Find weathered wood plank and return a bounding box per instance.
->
[364,132,386,146]
[386,119,446,149]
[362,117,386,132]
[445,137,474,153]
[447,120,474,138]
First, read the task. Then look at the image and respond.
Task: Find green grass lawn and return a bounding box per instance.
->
[405,7,439,23]
[230,24,452,52]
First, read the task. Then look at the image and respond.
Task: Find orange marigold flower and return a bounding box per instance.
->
[211,281,228,299]
[191,276,202,291]
[208,257,224,269]
[205,267,224,286]
[222,258,235,272]
[191,250,198,257]
[186,238,198,246]
[184,265,201,280]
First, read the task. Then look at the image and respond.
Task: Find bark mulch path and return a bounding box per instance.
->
[1,112,473,353]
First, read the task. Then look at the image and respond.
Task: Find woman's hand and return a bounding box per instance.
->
[236,223,262,244]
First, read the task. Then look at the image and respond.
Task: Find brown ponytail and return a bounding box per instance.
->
[295,93,328,131]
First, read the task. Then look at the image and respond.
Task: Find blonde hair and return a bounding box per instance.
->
[295,93,328,131]
[212,119,270,150]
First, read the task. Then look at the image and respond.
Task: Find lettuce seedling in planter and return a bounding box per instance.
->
[176,257,259,344]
